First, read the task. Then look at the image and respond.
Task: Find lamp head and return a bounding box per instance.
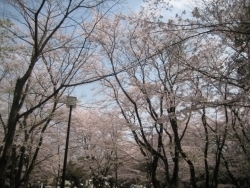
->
[66,96,77,108]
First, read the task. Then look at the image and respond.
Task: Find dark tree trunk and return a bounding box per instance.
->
[151,156,161,188]
[0,79,22,188]
[170,146,179,188]
[212,105,228,188]
[15,146,26,188]
[202,110,210,188]
[169,107,197,188]
[10,145,17,188]
[0,157,7,188]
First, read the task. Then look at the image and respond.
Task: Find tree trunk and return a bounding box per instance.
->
[0,92,20,188]
[0,76,30,187]
[151,156,161,188]
[0,157,7,188]
[15,146,26,188]
[169,107,197,188]
[202,111,210,188]
[170,146,179,188]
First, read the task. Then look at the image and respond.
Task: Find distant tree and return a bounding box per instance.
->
[65,160,85,187]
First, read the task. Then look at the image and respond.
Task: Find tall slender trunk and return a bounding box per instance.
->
[151,156,161,188]
[170,146,179,188]
[212,104,228,188]
[202,110,210,188]
[169,107,197,188]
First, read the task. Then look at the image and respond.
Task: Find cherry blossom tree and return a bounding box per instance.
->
[1,0,250,187]
[89,11,202,187]
[67,109,129,187]
[90,1,250,186]
[0,0,124,187]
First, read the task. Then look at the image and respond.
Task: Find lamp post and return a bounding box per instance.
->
[61,96,77,188]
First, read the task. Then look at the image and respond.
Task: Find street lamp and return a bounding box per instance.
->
[61,96,77,188]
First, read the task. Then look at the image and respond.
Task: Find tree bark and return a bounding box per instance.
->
[0,78,23,188]
[170,146,179,188]
[169,107,197,188]
[202,110,210,188]
[151,156,161,188]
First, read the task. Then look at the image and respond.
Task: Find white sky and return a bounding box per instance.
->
[126,0,193,16]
